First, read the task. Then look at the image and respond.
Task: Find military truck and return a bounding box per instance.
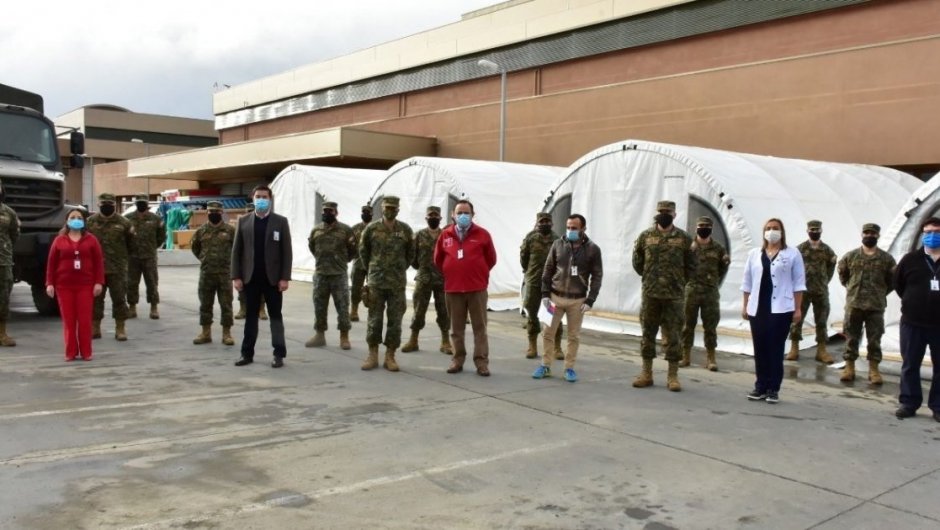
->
[0,83,85,314]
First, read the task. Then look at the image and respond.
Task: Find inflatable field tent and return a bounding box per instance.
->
[541,140,922,354]
[270,164,384,282]
[369,157,564,310]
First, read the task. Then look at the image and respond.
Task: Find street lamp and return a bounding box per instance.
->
[130,138,151,198]
[477,59,506,161]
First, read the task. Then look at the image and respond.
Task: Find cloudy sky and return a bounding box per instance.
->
[2,0,497,120]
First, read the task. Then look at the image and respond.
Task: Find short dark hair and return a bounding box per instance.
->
[251,184,273,200]
[921,217,940,231]
[567,214,586,229]
[454,199,474,214]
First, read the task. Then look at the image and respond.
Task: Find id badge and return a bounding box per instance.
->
[74,259,81,270]
[931,279,939,292]
[273,230,280,241]
[571,265,578,276]
[457,249,464,260]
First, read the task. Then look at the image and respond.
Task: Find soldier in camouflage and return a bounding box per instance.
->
[126,194,164,319]
[306,201,356,350]
[349,204,372,322]
[787,220,837,364]
[191,201,236,345]
[520,212,563,360]
[680,216,729,371]
[837,223,896,384]
[234,203,267,321]
[359,196,414,372]
[632,200,696,391]
[86,192,134,341]
[0,182,19,346]
[402,206,451,355]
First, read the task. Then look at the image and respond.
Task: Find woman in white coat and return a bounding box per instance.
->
[741,218,806,403]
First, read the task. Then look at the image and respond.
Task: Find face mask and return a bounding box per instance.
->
[696,227,712,239]
[67,218,84,231]
[808,231,821,241]
[426,218,441,229]
[455,213,472,228]
[99,204,115,216]
[537,224,552,235]
[321,212,336,224]
[923,232,940,249]
[136,202,148,212]
[566,229,580,242]
[655,213,673,229]
[208,212,223,224]
[253,198,270,212]
[361,213,372,223]
[383,210,397,221]
[764,229,782,244]
[862,236,878,248]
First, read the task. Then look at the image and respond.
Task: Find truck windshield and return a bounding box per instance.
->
[0,112,57,166]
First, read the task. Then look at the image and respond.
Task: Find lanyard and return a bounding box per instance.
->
[924,255,940,280]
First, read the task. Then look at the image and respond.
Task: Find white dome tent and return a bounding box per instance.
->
[541,140,922,355]
[369,157,564,310]
[270,164,384,282]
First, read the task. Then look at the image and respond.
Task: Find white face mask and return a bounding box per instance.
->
[764,229,782,244]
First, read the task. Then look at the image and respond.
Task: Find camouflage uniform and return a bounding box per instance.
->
[308,204,356,333]
[0,201,20,345]
[349,205,372,318]
[191,204,235,328]
[87,194,134,324]
[409,209,448,335]
[680,217,729,362]
[520,213,563,356]
[359,196,414,350]
[126,194,164,314]
[789,224,837,345]
[838,227,896,363]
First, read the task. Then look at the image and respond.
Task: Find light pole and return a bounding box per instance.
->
[130,138,151,198]
[477,59,506,161]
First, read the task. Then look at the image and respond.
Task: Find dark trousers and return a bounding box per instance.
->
[898,322,940,413]
[241,279,286,359]
[749,311,793,393]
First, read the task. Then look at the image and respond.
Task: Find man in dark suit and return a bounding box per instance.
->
[231,185,293,368]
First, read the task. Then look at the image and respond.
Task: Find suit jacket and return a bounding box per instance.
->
[231,212,293,285]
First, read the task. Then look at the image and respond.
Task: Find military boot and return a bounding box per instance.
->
[92,320,102,339]
[667,361,682,392]
[868,360,883,385]
[115,320,128,342]
[193,325,212,345]
[0,322,15,347]
[815,342,834,365]
[785,340,800,361]
[705,349,718,371]
[221,326,235,346]
[401,331,420,352]
[361,345,379,370]
[234,302,246,320]
[259,305,268,320]
[525,335,538,359]
[127,304,138,319]
[339,330,351,350]
[349,303,360,322]
[305,331,326,348]
[440,330,453,355]
[383,347,400,372]
[149,303,160,320]
[679,348,691,368]
[632,358,654,388]
[840,360,856,382]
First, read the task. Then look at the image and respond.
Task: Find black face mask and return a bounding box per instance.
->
[135,202,148,212]
[426,218,441,229]
[537,224,553,235]
[808,232,821,241]
[321,212,336,224]
[361,213,372,223]
[208,212,223,224]
[99,204,115,216]
[862,236,878,248]
[696,227,712,239]
[655,213,673,229]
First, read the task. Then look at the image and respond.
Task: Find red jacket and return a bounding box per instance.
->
[46,233,106,288]
[433,223,497,293]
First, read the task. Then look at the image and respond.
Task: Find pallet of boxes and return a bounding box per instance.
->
[173,204,248,249]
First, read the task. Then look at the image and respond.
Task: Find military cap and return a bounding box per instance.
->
[206,200,224,211]
[426,206,441,215]
[361,204,373,213]
[656,200,676,211]
[862,223,881,233]
[807,220,822,229]
[98,193,116,203]
[536,212,552,222]
[382,196,400,207]
[133,194,148,202]
[322,201,338,210]
[695,216,713,226]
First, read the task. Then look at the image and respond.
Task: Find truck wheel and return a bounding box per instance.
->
[31,284,60,316]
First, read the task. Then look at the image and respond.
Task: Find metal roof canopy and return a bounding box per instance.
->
[126,127,437,182]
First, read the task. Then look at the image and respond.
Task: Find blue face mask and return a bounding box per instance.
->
[253,198,270,212]
[67,218,84,231]
[566,229,580,242]
[455,213,472,228]
[923,232,940,249]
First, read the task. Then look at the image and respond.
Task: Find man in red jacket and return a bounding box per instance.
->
[434,200,497,376]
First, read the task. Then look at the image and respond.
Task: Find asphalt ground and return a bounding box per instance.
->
[1,265,938,530]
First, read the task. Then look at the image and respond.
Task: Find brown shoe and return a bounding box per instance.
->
[476,366,490,377]
[446,361,463,374]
